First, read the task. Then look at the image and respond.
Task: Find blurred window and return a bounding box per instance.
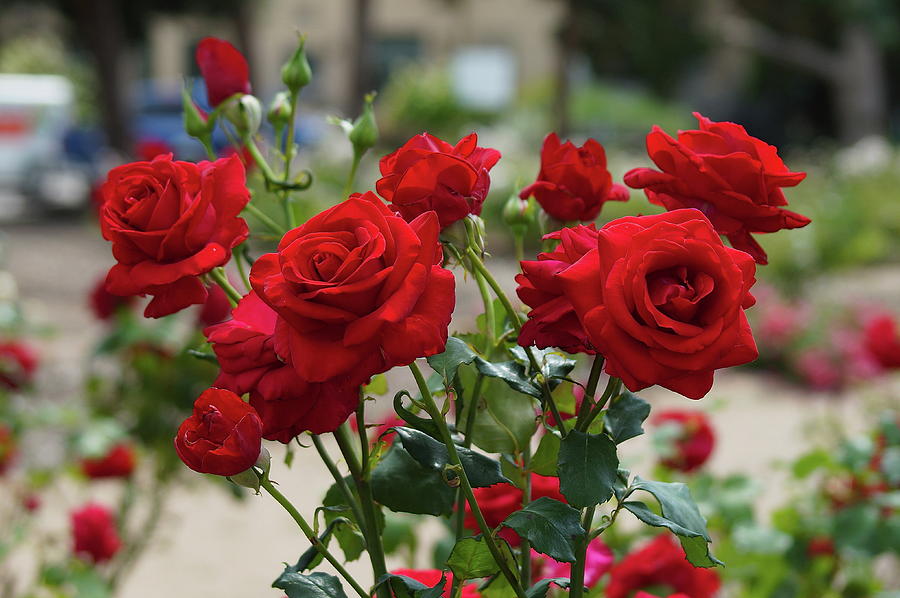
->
[374,37,422,89]
[450,45,516,111]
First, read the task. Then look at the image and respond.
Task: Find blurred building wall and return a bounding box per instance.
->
[146,0,562,111]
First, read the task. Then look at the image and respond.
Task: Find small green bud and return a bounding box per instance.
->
[225,94,262,138]
[182,87,213,141]
[348,92,379,157]
[228,468,261,493]
[281,34,312,94]
[503,194,537,237]
[267,91,292,129]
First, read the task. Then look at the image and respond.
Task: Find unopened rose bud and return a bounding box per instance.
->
[281,34,312,94]
[503,194,536,237]
[349,92,378,157]
[267,91,292,129]
[225,94,262,138]
[182,87,213,141]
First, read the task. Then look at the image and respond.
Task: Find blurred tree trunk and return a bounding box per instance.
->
[71,0,131,153]
[553,0,577,137]
[348,0,373,115]
[707,0,887,144]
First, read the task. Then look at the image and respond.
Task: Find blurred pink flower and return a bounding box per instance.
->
[532,537,613,588]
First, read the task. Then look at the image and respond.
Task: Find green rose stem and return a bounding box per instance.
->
[243,136,282,187]
[243,200,287,236]
[575,377,622,434]
[462,244,567,437]
[409,361,529,598]
[209,267,242,305]
[569,505,596,598]
[281,90,300,228]
[519,446,532,588]
[260,477,369,598]
[310,435,367,531]
[342,154,362,199]
[333,424,391,598]
[574,356,606,431]
[233,245,251,292]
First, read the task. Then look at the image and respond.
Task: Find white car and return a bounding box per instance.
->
[0,74,92,216]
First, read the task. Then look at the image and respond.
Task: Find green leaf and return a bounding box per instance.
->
[428,337,478,384]
[393,391,443,439]
[294,518,347,571]
[371,442,455,516]
[480,573,516,598]
[474,357,541,398]
[392,427,510,488]
[558,429,618,508]
[832,503,880,552]
[791,449,833,479]
[501,497,583,562]
[464,370,538,454]
[880,446,900,485]
[273,570,349,598]
[603,391,650,444]
[530,433,561,476]
[322,480,367,562]
[447,536,513,580]
[376,573,445,598]
[525,578,570,598]
[623,476,722,567]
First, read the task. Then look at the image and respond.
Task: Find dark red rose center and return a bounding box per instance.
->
[311,251,344,281]
[646,266,714,322]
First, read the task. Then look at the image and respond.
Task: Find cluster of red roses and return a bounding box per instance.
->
[93,37,809,484]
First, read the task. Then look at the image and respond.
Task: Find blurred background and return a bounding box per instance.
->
[1,1,900,597]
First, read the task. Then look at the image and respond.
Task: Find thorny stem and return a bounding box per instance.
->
[310,435,366,532]
[577,377,622,433]
[569,506,597,598]
[260,477,368,598]
[209,267,242,305]
[409,361,528,598]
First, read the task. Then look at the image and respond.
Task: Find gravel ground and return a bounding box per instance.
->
[2,219,897,597]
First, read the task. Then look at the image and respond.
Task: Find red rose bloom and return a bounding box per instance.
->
[0,425,16,475]
[135,138,173,161]
[606,535,720,598]
[0,341,38,390]
[390,569,480,598]
[520,132,628,222]
[464,474,565,546]
[99,155,250,318]
[89,277,134,321]
[71,503,122,564]
[517,224,599,354]
[205,292,361,442]
[653,410,716,472]
[80,443,136,479]
[195,37,251,107]
[863,314,900,369]
[376,133,501,229]
[556,209,758,399]
[174,388,262,476]
[250,192,455,386]
[807,536,836,557]
[624,113,809,264]
[198,283,231,327]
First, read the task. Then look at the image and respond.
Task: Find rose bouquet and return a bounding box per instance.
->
[89,35,814,598]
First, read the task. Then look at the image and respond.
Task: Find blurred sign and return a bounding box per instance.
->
[450,46,516,111]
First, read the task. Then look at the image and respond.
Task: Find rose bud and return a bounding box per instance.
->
[281,34,312,94]
[349,92,379,157]
[80,443,137,479]
[174,388,263,476]
[0,341,38,390]
[652,409,716,472]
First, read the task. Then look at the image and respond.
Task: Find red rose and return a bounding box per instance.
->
[198,283,231,327]
[205,292,360,442]
[863,314,900,369]
[0,425,16,475]
[23,493,41,512]
[174,388,262,476]
[135,138,173,161]
[376,133,501,229]
[464,474,565,546]
[653,410,716,472]
[635,593,691,598]
[99,155,250,318]
[606,535,720,598]
[89,276,135,321]
[80,443,136,479]
[71,503,122,563]
[0,341,38,390]
[195,37,251,107]
[807,536,835,558]
[390,568,480,598]
[520,132,628,222]
[250,192,455,386]
[556,209,758,399]
[517,224,599,354]
[624,113,809,264]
